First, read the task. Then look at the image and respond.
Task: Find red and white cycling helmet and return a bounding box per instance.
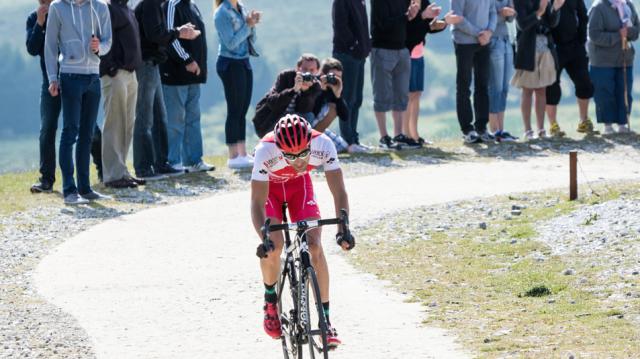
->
[274,114,312,153]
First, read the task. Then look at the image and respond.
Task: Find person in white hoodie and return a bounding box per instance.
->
[44,0,112,205]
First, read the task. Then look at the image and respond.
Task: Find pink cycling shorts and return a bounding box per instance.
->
[265,174,321,222]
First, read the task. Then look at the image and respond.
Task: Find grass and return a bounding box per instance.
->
[348,181,640,358]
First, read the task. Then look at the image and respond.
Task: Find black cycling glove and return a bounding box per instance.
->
[336,232,356,251]
[256,241,275,258]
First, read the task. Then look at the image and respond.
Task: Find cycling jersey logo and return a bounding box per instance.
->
[311,150,325,159]
[327,157,336,164]
[264,156,279,168]
[259,169,267,175]
[278,155,283,160]
[307,200,316,206]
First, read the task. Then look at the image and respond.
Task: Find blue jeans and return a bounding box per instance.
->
[162,83,203,166]
[133,62,170,175]
[58,73,101,197]
[333,52,366,145]
[590,66,633,125]
[39,77,62,185]
[488,37,513,114]
[217,61,253,145]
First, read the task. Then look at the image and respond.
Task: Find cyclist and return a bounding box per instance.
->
[251,114,356,347]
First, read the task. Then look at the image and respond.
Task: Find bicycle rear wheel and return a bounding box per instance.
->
[303,267,328,359]
[278,258,302,359]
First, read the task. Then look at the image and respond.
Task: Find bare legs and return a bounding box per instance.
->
[375,110,404,138]
[402,91,422,140]
[521,87,547,133]
[228,143,248,160]
[489,111,506,133]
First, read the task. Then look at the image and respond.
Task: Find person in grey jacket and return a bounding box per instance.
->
[588,0,640,134]
[45,0,112,205]
[450,0,498,143]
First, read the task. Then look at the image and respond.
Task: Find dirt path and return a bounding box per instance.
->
[35,155,638,359]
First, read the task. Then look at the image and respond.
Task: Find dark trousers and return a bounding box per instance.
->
[334,52,366,145]
[217,61,253,146]
[455,43,490,134]
[134,62,169,175]
[39,78,101,184]
[590,66,633,125]
[546,43,594,105]
[58,73,101,197]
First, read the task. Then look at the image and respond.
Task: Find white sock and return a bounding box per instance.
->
[618,124,628,130]
[604,125,614,130]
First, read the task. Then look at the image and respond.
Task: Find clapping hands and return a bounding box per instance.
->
[407,1,420,21]
[422,3,442,19]
[246,9,263,28]
[443,10,463,25]
[178,23,201,40]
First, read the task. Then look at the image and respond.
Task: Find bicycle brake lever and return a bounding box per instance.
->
[261,218,271,249]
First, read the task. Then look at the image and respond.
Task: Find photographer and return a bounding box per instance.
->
[311,58,348,133]
[252,54,322,137]
[511,0,563,140]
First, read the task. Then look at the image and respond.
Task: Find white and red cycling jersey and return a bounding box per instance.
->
[251,130,341,183]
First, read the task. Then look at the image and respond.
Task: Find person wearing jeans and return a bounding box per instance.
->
[214,0,261,169]
[44,0,112,205]
[451,0,497,144]
[588,0,639,135]
[332,0,372,153]
[26,0,103,193]
[161,0,214,173]
[488,0,518,141]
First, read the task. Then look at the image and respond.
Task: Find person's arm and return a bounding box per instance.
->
[44,5,61,84]
[506,0,516,23]
[26,13,45,57]
[325,168,349,233]
[588,5,622,47]
[333,0,357,50]
[214,7,252,51]
[627,2,640,41]
[513,0,540,31]
[546,0,561,29]
[335,96,349,122]
[450,0,483,35]
[266,71,298,110]
[96,4,112,56]
[142,0,179,45]
[100,5,117,77]
[487,1,498,32]
[251,180,270,239]
[166,1,193,66]
[577,0,588,43]
[296,81,322,114]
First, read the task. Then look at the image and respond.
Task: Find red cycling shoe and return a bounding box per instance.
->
[263,302,282,338]
[326,325,341,347]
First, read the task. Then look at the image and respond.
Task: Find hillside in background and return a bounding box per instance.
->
[1,0,639,173]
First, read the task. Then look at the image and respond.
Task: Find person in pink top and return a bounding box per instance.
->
[404,0,461,145]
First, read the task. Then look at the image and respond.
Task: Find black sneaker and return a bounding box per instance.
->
[30,178,53,194]
[393,134,422,149]
[478,131,498,142]
[500,131,519,141]
[462,131,481,144]
[378,135,400,150]
[158,165,185,177]
[137,170,166,181]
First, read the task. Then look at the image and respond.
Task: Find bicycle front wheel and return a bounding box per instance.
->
[303,267,328,359]
[278,258,301,359]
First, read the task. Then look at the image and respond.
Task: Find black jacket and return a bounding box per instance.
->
[332,0,371,59]
[253,69,322,137]
[550,0,588,47]
[312,88,349,122]
[100,0,142,78]
[371,0,411,50]
[513,0,560,72]
[160,0,207,86]
[26,10,48,80]
[405,0,444,52]
[134,0,180,64]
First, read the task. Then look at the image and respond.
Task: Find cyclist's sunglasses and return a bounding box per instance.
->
[282,147,311,161]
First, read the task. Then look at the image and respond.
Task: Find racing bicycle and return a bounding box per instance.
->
[261,203,350,359]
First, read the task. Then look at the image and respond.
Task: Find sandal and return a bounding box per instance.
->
[538,129,553,139]
[418,137,434,145]
[523,130,537,140]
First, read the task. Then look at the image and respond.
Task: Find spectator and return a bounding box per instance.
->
[332,0,372,153]
[512,0,563,140]
[27,0,103,193]
[214,0,262,169]
[404,1,459,146]
[311,58,350,153]
[451,0,498,144]
[133,0,200,180]
[44,0,112,205]
[370,0,421,150]
[488,0,518,141]
[547,0,598,135]
[99,0,143,189]
[161,0,215,173]
[588,0,639,135]
[252,54,322,138]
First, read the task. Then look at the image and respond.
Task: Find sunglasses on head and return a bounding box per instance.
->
[282,147,311,161]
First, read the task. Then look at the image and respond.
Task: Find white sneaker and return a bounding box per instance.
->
[617,125,637,134]
[227,156,253,169]
[243,155,255,163]
[523,130,537,140]
[603,125,616,135]
[347,144,367,153]
[172,163,185,171]
[184,162,215,173]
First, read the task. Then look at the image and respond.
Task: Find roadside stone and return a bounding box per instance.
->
[548,299,556,303]
[478,222,487,230]
[564,269,574,275]
[428,302,437,307]
[511,210,521,216]
[504,215,512,220]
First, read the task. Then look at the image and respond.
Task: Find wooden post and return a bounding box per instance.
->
[570,151,578,201]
